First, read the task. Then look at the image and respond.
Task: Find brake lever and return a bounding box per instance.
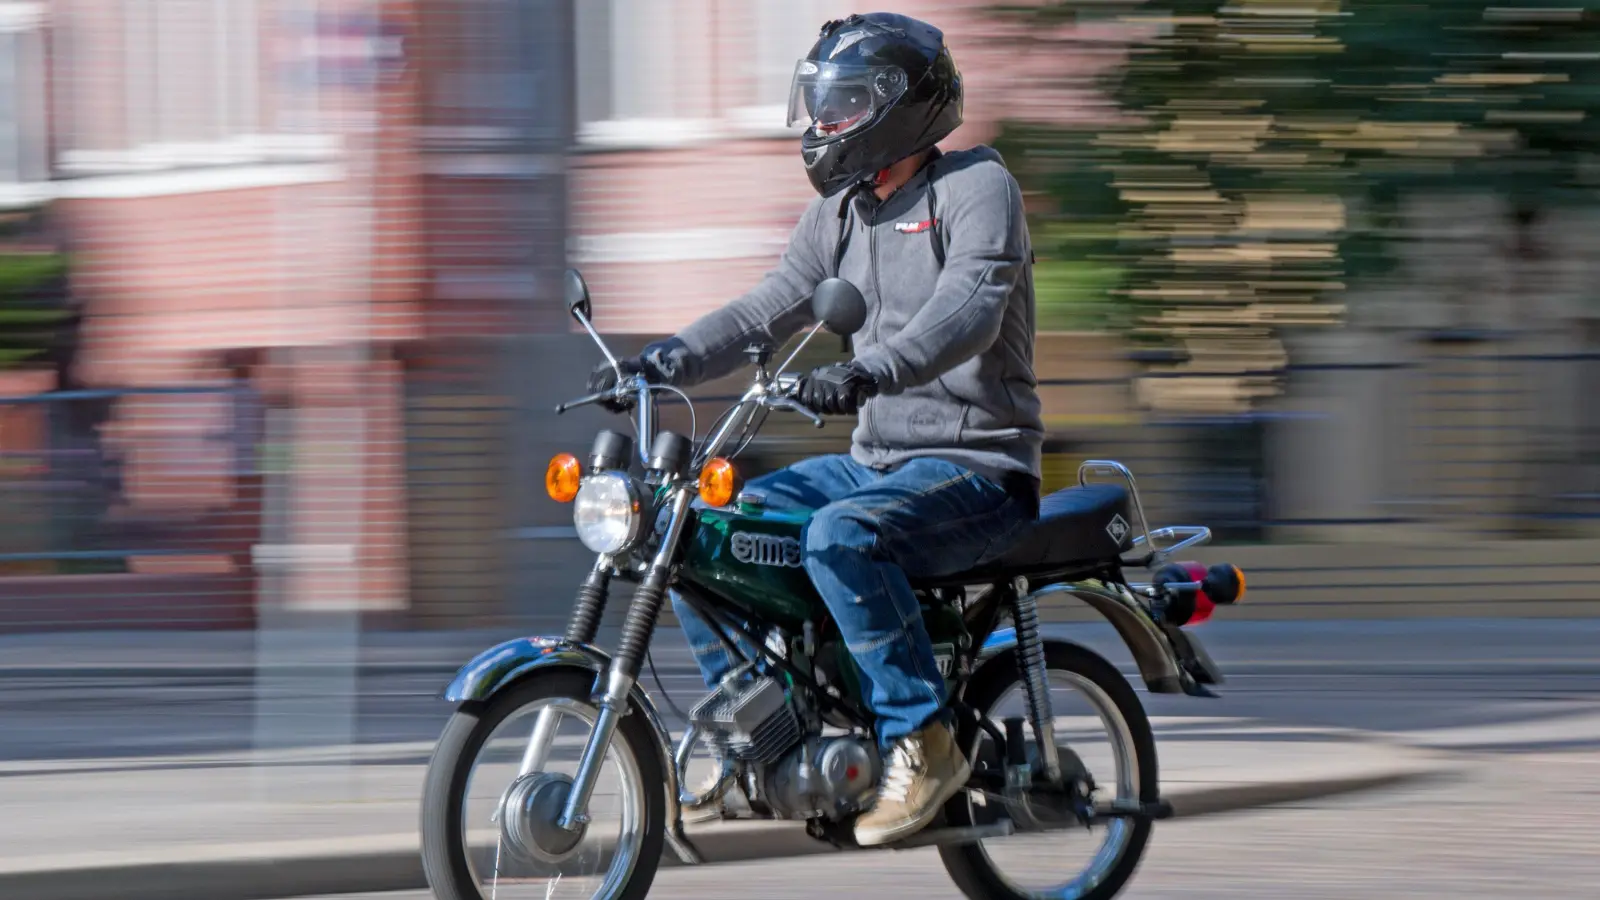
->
[556,372,651,415]
[555,386,633,415]
[768,395,824,428]
[554,391,607,414]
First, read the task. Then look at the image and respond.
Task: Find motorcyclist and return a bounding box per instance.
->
[587,12,1042,847]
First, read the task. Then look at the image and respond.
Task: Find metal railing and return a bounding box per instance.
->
[0,385,260,629]
[6,340,1600,630]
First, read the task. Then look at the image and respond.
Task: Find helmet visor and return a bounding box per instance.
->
[787,60,909,138]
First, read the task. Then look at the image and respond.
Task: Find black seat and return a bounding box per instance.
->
[913,483,1134,587]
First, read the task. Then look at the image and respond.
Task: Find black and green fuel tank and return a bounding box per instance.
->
[678,501,819,629]
[677,499,971,701]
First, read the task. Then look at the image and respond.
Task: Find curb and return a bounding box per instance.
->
[1,765,1452,900]
[0,663,461,679]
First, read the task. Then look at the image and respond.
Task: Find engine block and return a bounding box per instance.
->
[762,735,881,820]
[685,670,883,821]
[688,671,802,764]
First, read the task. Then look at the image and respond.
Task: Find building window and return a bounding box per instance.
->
[424,0,564,146]
[130,0,259,147]
[0,2,50,207]
[574,0,849,149]
[751,1,839,116]
[51,0,337,177]
[573,0,703,148]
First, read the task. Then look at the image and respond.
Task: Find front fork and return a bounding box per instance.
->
[514,561,614,779]
[1009,578,1062,785]
[555,488,697,831]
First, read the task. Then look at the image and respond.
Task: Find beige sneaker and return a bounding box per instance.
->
[853,720,972,847]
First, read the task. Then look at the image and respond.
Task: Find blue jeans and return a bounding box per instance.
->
[671,455,1032,750]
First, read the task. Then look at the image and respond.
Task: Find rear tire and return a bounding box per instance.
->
[940,640,1159,900]
[420,670,667,900]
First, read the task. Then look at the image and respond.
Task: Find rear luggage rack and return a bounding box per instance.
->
[1077,460,1212,570]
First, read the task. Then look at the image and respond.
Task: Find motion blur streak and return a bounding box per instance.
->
[0,1,1598,898]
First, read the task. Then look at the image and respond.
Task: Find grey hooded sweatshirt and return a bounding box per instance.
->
[654,145,1042,488]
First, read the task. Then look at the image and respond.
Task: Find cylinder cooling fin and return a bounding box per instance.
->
[687,673,802,764]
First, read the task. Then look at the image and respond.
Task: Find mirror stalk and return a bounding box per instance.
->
[772,322,828,383]
[570,306,625,375]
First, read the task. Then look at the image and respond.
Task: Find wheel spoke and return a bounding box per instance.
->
[463,698,641,899]
[943,644,1155,900]
[421,674,663,900]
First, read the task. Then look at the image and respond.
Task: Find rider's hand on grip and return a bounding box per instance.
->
[795,363,878,416]
[584,339,691,414]
[585,359,643,412]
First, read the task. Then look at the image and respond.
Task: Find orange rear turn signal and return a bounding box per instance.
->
[1202,563,1246,605]
[545,453,582,503]
[698,458,741,508]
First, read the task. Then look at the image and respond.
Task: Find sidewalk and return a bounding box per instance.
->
[0,724,1458,900]
[6,618,1598,675]
[0,629,522,676]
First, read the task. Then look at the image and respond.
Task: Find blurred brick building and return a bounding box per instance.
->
[566,0,1118,331]
[0,0,1113,629]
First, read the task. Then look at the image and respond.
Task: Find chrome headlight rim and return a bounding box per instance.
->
[572,471,646,555]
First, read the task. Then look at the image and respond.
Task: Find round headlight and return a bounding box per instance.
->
[573,472,642,555]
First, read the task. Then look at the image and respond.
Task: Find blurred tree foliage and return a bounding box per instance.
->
[0,208,71,373]
[992,1,1600,407]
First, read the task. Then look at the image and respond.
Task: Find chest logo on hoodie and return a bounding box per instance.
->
[894,218,939,235]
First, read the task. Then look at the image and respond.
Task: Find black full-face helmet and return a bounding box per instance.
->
[788,13,964,197]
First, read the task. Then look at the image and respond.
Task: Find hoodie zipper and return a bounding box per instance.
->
[864,201,884,449]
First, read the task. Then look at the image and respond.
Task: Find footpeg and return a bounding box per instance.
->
[887,819,1015,849]
[1090,798,1173,823]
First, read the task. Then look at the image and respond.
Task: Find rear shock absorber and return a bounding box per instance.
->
[1009,578,1062,783]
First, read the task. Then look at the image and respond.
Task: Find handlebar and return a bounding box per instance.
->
[755,373,821,427]
[765,394,824,428]
[561,375,824,427]
[555,375,647,415]
[558,365,828,478]
[554,390,614,415]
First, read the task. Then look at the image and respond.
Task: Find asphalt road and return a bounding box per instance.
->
[291,751,1600,899]
[3,618,1599,761]
[8,619,1598,899]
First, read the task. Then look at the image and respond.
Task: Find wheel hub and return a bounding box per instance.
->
[499,772,587,864]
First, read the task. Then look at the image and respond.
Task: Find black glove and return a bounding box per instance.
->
[585,339,689,413]
[795,363,879,416]
[585,358,643,413]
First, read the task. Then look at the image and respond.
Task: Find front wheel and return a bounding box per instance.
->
[420,670,666,900]
[941,640,1159,900]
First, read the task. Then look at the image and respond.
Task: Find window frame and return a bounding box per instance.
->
[48,0,343,186]
[0,2,50,208]
[572,0,849,151]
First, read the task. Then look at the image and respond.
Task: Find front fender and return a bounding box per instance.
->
[442,636,617,704]
[981,583,1187,695]
[440,636,702,865]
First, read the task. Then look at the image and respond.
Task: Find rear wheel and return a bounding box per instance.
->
[940,640,1159,900]
[420,670,666,900]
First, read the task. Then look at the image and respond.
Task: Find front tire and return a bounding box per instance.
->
[941,640,1159,900]
[421,670,667,900]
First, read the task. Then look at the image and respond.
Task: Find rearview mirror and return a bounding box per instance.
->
[563,268,593,322]
[811,278,867,336]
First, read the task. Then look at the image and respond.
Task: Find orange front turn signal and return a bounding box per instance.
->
[545,453,582,503]
[698,458,741,508]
